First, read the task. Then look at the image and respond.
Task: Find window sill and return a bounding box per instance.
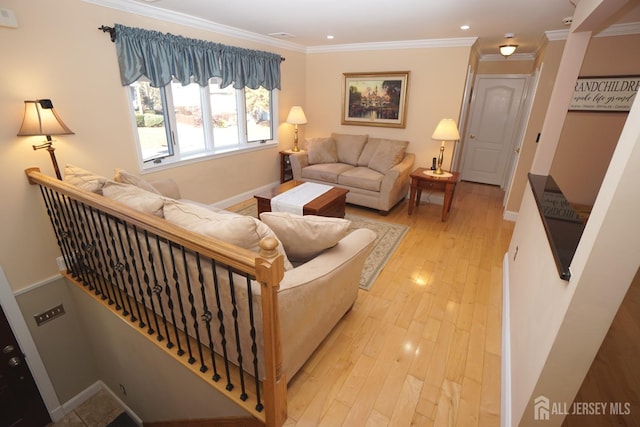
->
[139,140,279,173]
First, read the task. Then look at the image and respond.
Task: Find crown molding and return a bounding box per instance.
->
[84,0,477,55]
[595,21,640,37]
[546,21,640,42]
[479,52,536,62]
[306,37,478,54]
[82,0,307,53]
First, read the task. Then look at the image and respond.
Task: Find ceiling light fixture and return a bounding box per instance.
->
[460,25,470,30]
[499,33,518,58]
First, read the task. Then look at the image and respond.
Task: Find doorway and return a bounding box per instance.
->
[0,304,51,426]
[460,75,528,186]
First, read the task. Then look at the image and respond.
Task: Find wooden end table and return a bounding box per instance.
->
[408,168,460,221]
[254,180,349,218]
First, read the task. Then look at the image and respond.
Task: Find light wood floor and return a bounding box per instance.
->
[281,181,514,426]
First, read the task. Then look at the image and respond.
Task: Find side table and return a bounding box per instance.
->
[408,168,460,221]
[279,150,296,183]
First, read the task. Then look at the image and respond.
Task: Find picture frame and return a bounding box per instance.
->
[342,71,410,128]
[569,75,640,112]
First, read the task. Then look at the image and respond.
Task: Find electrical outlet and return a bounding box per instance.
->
[56,256,67,271]
[34,304,65,326]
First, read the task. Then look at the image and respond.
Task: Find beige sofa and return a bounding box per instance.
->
[289,133,415,214]
[62,165,377,381]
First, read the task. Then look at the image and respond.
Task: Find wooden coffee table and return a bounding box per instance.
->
[254,180,348,218]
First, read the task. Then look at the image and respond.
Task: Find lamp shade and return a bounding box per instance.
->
[286,106,308,125]
[432,118,460,141]
[17,99,74,136]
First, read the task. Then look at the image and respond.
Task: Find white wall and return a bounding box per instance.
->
[505,1,640,425]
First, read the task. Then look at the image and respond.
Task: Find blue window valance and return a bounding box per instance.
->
[112,24,281,90]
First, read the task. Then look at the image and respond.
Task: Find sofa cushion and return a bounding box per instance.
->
[338,167,384,192]
[301,163,354,183]
[368,139,409,173]
[102,181,165,217]
[63,164,108,194]
[259,212,351,262]
[306,137,338,164]
[331,133,368,166]
[357,138,381,166]
[163,200,293,270]
[114,168,161,195]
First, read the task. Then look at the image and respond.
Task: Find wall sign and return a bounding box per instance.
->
[569,75,640,112]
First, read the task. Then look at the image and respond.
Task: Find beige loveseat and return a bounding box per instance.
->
[289,133,415,214]
[60,165,377,382]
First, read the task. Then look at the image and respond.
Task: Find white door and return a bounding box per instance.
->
[460,75,527,185]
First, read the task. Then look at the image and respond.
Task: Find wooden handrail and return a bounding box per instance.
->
[26,167,287,425]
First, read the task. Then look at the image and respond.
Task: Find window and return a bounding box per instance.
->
[129,78,276,169]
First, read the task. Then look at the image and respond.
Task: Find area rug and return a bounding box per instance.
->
[231,202,408,291]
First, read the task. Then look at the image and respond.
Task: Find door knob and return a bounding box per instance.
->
[8,357,21,368]
[469,134,476,139]
[514,147,521,154]
[2,345,14,354]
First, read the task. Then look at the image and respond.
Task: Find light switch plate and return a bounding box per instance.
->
[0,8,18,29]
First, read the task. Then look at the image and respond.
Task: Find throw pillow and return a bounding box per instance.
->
[357,138,381,166]
[63,164,108,193]
[368,139,409,173]
[259,211,351,263]
[164,200,293,270]
[306,137,338,164]
[102,181,165,217]
[114,168,161,194]
[331,133,368,166]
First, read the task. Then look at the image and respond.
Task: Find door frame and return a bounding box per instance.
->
[0,266,62,421]
[458,73,531,189]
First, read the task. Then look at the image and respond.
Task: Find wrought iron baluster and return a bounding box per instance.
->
[103,215,127,310]
[53,191,83,280]
[70,200,99,291]
[167,243,185,356]
[199,257,219,379]
[228,269,248,401]
[193,254,210,373]
[92,208,118,304]
[178,247,196,364]
[136,229,162,337]
[151,235,172,346]
[245,275,263,412]
[80,204,109,298]
[113,219,139,323]
[39,186,74,276]
[211,260,230,386]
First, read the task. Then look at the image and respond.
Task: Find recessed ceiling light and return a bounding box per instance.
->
[460,25,470,30]
[327,35,334,40]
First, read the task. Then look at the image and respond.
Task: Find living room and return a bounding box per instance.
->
[2,0,640,426]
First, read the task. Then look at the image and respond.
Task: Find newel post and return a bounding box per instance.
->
[256,237,287,426]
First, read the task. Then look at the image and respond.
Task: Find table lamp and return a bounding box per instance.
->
[431,118,460,175]
[17,99,74,180]
[286,106,307,152]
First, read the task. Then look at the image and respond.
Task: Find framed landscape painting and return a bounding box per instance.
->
[342,71,409,128]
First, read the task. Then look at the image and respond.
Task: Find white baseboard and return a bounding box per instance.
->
[58,380,142,425]
[501,252,512,427]
[503,210,518,222]
[209,180,280,209]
